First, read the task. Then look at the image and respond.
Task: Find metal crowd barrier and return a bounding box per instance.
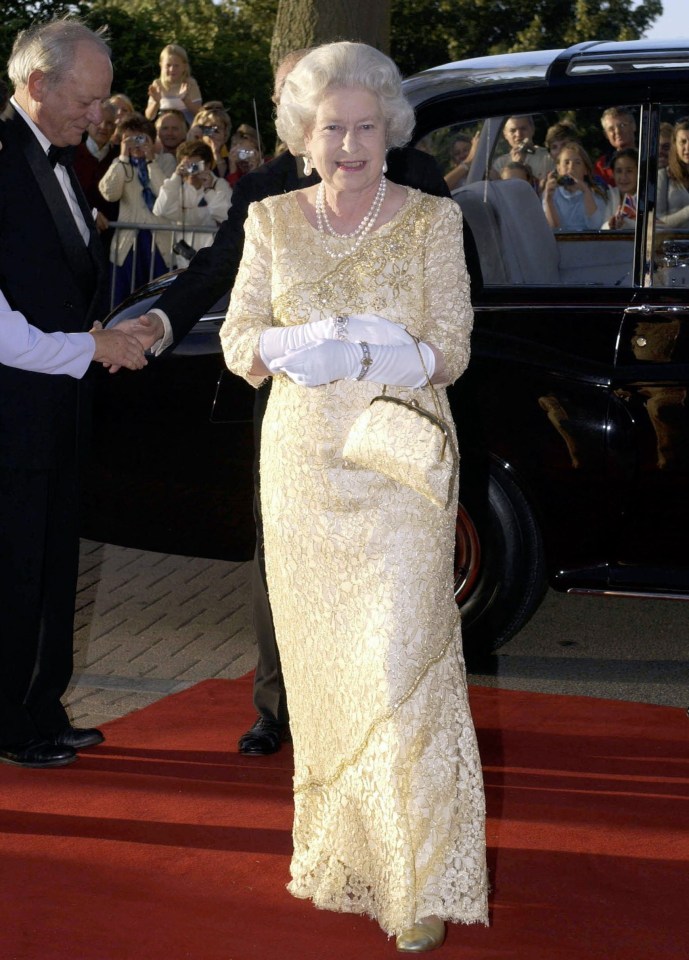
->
[107,221,219,309]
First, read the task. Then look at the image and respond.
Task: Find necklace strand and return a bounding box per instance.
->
[315,175,387,259]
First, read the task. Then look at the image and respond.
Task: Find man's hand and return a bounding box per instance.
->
[90,325,148,373]
[114,313,165,351]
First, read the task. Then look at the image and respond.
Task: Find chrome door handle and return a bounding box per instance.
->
[625,304,687,315]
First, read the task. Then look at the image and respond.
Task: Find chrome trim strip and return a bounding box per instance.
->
[567,588,689,601]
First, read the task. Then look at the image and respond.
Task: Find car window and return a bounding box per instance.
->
[421,104,641,289]
[653,104,689,289]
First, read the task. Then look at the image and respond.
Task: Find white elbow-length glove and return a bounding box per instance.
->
[258,313,409,367]
[268,339,436,388]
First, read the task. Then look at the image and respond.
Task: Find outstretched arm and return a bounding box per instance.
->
[0,289,146,376]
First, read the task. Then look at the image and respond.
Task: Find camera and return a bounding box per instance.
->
[172,239,197,262]
[237,149,256,161]
[201,125,220,136]
[557,174,576,187]
[184,160,205,175]
[131,134,147,146]
[518,142,535,155]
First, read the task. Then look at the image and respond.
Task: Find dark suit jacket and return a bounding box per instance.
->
[154,146,480,347]
[0,108,108,469]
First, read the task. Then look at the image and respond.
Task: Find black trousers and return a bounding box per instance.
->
[250,381,288,727]
[0,459,78,743]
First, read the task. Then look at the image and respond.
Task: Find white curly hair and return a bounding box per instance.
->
[276,41,415,156]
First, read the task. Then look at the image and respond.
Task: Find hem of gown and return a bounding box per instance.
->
[287,881,489,937]
[294,613,461,796]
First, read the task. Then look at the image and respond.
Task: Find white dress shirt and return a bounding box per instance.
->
[0,287,95,377]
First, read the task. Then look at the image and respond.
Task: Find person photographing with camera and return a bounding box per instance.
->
[493,114,554,189]
[99,114,171,301]
[190,105,233,182]
[542,141,607,231]
[153,140,232,267]
[227,123,262,186]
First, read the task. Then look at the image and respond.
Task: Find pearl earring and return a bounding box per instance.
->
[382,158,388,174]
[303,155,313,176]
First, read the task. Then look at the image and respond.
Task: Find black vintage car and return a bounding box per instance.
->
[84,39,689,659]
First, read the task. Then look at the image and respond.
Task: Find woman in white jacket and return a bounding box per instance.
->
[153,141,232,268]
[99,115,172,304]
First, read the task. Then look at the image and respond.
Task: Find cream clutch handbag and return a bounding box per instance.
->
[342,338,458,509]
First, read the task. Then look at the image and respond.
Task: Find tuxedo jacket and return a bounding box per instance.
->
[154,146,480,348]
[0,108,108,469]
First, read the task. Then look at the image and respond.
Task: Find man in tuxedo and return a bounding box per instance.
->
[0,19,146,768]
[118,51,479,756]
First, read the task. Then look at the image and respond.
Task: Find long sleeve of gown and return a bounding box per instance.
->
[420,200,473,384]
[220,201,274,388]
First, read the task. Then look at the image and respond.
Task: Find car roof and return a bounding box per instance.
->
[403,39,689,106]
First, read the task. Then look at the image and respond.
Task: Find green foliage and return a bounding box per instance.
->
[389,0,665,76]
[1,0,664,123]
[81,0,278,135]
[0,1,76,80]
[0,0,279,141]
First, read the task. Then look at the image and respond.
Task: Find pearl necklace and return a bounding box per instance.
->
[315,175,387,259]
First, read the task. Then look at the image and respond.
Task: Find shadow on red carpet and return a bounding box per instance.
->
[1,677,688,960]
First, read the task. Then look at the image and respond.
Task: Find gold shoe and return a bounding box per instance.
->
[395,916,446,953]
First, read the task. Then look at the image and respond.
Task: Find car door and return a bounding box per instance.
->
[610,100,689,588]
[414,92,640,589]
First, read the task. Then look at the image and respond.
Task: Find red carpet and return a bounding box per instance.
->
[1,677,688,960]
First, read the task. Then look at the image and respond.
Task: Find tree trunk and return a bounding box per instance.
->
[270,0,391,72]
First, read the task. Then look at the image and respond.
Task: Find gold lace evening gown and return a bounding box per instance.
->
[220,188,489,935]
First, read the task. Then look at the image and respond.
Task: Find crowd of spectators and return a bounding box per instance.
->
[1,42,265,299]
[4,42,689,295]
[440,107,689,238]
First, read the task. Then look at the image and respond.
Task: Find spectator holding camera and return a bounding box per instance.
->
[543,141,607,231]
[192,105,232,181]
[493,114,555,185]
[227,123,262,186]
[145,44,202,125]
[99,114,171,303]
[153,141,232,268]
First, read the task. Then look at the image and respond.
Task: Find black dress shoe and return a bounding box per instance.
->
[0,738,77,768]
[238,716,288,755]
[53,726,105,750]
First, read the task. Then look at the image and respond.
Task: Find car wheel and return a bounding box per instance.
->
[455,463,546,661]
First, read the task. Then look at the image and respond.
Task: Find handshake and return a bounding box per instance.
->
[261,313,435,389]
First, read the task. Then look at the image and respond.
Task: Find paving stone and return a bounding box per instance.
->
[65,540,257,728]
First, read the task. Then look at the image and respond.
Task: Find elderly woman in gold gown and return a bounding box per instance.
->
[220,41,488,953]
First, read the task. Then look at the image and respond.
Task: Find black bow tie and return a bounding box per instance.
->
[47,144,75,168]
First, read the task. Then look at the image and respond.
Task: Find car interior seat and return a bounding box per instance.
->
[455,179,561,285]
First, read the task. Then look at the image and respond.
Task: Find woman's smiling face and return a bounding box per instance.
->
[303,86,387,195]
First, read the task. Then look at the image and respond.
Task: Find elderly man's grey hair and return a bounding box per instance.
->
[276,41,415,155]
[8,18,110,90]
